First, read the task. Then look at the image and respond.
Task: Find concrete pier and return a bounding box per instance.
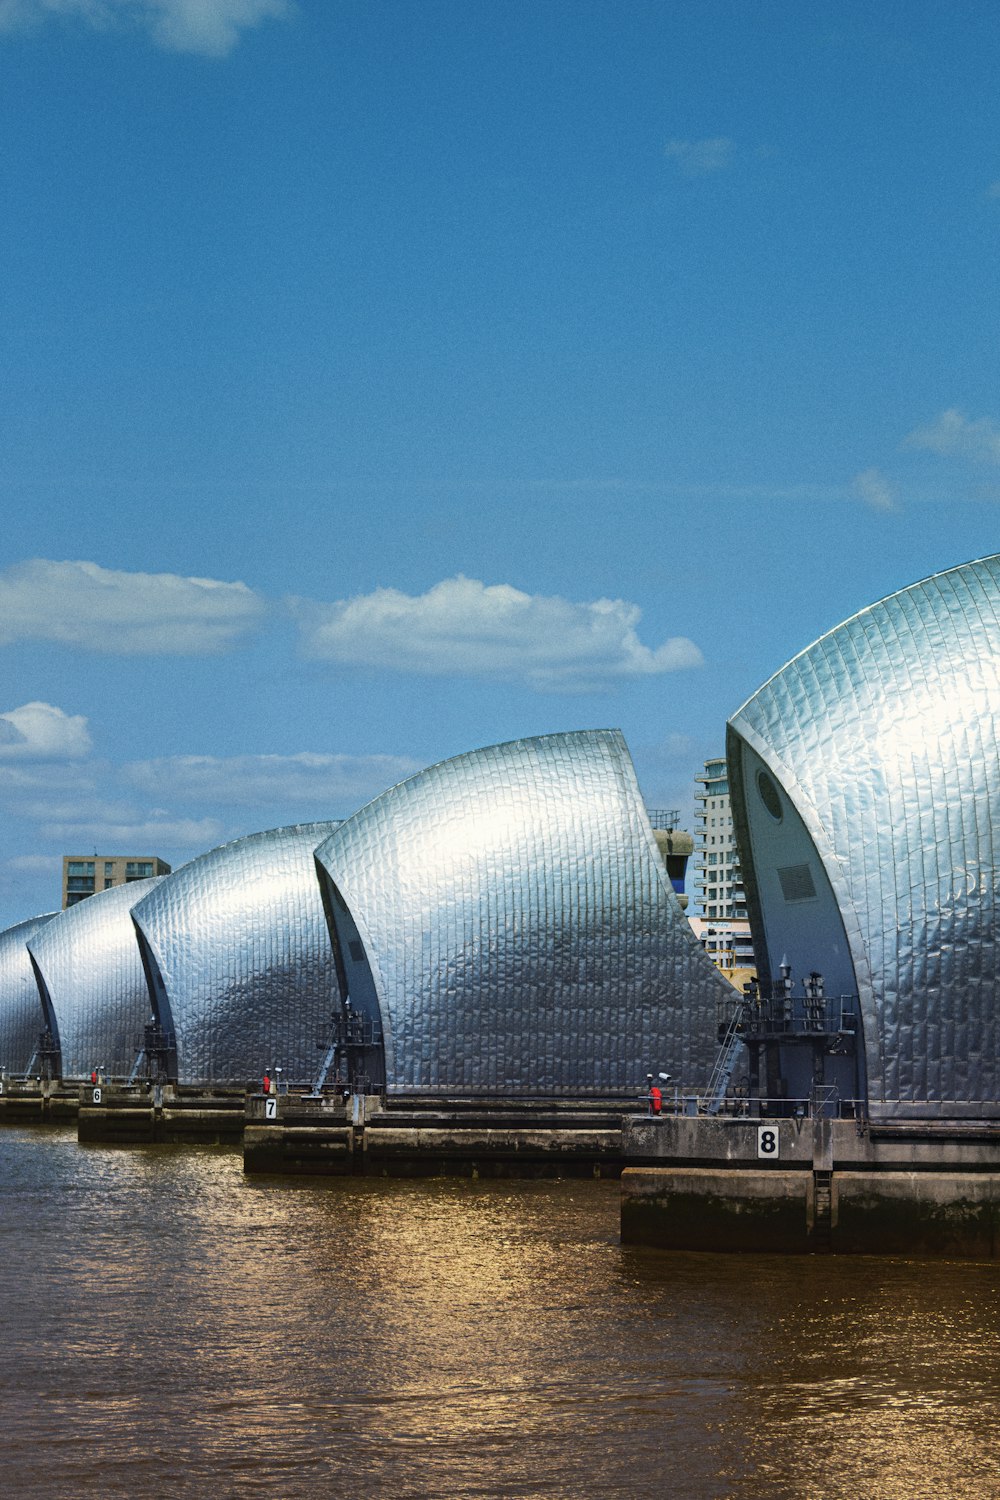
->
[77,1083,245,1144]
[621,1114,1000,1257]
[0,1078,79,1124]
[244,1093,627,1177]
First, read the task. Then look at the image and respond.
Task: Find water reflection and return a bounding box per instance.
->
[1,1129,999,1498]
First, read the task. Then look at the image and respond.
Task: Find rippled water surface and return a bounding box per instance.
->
[3,1128,1000,1498]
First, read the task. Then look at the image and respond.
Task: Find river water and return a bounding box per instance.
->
[2,1127,999,1499]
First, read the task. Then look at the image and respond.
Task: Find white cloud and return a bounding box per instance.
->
[0,702,92,759]
[664,137,733,176]
[38,814,224,846]
[905,409,1000,466]
[0,559,266,654]
[852,467,899,513]
[292,575,704,692]
[123,751,422,808]
[0,0,293,55]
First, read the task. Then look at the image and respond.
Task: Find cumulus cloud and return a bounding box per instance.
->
[905,409,1000,466]
[0,0,293,55]
[292,576,704,692]
[0,702,92,759]
[123,751,422,808]
[852,467,899,513]
[0,559,266,654]
[664,137,733,176]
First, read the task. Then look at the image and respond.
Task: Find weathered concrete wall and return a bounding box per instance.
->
[834,1172,1000,1258]
[621,1116,1000,1257]
[622,1168,814,1253]
[626,1115,815,1166]
[77,1084,244,1144]
[243,1093,627,1177]
[0,1080,78,1123]
[625,1115,1000,1171]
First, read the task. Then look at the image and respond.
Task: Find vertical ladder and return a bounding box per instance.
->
[704,1002,746,1115]
[812,1170,833,1252]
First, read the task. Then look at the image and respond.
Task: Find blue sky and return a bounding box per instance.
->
[1,0,999,928]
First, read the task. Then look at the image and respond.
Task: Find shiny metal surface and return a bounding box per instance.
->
[315,730,729,1096]
[25,881,163,1080]
[728,553,1000,1117]
[0,914,57,1075]
[130,823,341,1086]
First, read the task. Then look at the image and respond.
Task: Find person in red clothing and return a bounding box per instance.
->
[262,1071,271,1095]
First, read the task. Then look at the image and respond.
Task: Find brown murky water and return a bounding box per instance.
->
[2,1127,999,1498]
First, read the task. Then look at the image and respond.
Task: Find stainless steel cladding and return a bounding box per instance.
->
[314,730,730,1096]
[728,553,1000,1119]
[26,880,163,1080]
[130,824,342,1086]
[0,914,58,1075]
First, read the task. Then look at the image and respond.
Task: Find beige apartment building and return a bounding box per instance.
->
[62,854,171,909]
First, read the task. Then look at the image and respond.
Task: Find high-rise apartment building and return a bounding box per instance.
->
[690,757,756,986]
[62,854,171,909]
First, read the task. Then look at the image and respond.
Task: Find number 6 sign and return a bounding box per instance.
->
[757,1124,779,1159]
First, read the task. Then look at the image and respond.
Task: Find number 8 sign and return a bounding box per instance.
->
[757,1124,779,1159]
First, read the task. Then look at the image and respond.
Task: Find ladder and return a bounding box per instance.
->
[703,1002,746,1115]
[309,1039,338,1096]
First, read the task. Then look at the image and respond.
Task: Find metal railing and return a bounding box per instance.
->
[637,1089,867,1123]
[739,995,858,1036]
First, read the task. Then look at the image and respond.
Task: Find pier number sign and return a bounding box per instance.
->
[757,1124,780,1159]
[92,1086,102,1104]
[264,1096,277,1120]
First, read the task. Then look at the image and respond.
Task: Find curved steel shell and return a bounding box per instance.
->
[130,823,341,1086]
[26,880,163,1080]
[0,914,58,1075]
[728,553,1000,1118]
[315,730,729,1096]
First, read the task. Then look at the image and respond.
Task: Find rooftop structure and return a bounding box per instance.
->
[646,809,693,912]
[314,729,732,1097]
[26,879,163,1080]
[728,553,1000,1119]
[131,823,342,1086]
[0,914,57,1076]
